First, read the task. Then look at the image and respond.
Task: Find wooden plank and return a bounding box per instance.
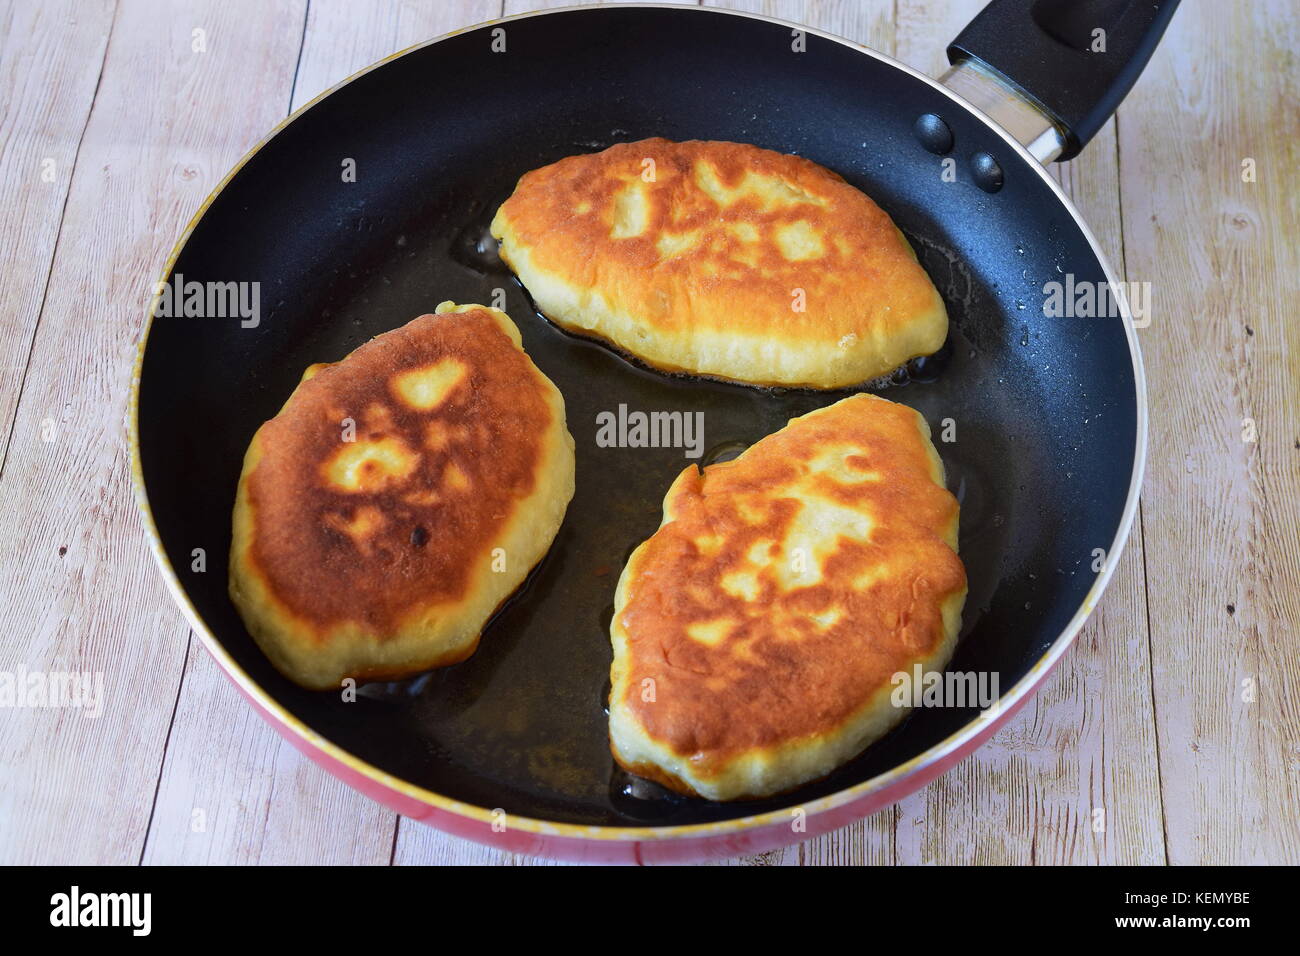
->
[892,545,1163,864]
[0,0,115,469]
[705,0,896,53]
[409,0,1160,868]
[144,0,507,866]
[886,0,1164,866]
[142,639,394,864]
[291,0,500,112]
[1117,0,1300,865]
[0,0,306,865]
[394,816,574,866]
[896,0,976,79]
[700,0,899,868]
[6,0,1285,867]
[504,0,698,12]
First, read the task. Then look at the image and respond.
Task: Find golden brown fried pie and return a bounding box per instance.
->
[609,393,966,800]
[492,138,948,389]
[229,302,574,690]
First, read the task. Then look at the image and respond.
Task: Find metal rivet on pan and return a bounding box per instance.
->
[970,151,1004,193]
[913,113,953,154]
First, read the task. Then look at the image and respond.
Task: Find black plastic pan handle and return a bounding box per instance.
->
[947,0,1180,161]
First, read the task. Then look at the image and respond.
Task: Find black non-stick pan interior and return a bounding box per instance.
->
[137,8,1137,827]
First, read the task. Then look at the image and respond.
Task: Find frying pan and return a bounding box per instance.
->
[130,1,1177,862]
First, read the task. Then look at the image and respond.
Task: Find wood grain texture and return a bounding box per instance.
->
[0,0,306,864]
[142,640,394,865]
[888,0,1165,866]
[503,0,698,12]
[0,0,1294,866]
[142,0,510,868]
[0,0,115,470]
[1116,0,1300,865]
[292,0,499,112]
[681,0,900,869]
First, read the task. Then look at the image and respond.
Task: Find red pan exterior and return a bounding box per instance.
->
[131,4,1147,864]
[215,634,1054,863]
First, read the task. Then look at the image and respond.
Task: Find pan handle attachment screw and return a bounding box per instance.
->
[970,151,1004,193]
[913,113,954,155]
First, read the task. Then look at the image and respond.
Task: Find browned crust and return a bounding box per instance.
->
[615,394,965,767]
[495,137,942,346]
[241,308,553,639]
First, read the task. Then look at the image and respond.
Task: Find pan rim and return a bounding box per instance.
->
[127,2,1149,843]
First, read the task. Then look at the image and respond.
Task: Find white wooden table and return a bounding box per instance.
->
[1,0,1296,865]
